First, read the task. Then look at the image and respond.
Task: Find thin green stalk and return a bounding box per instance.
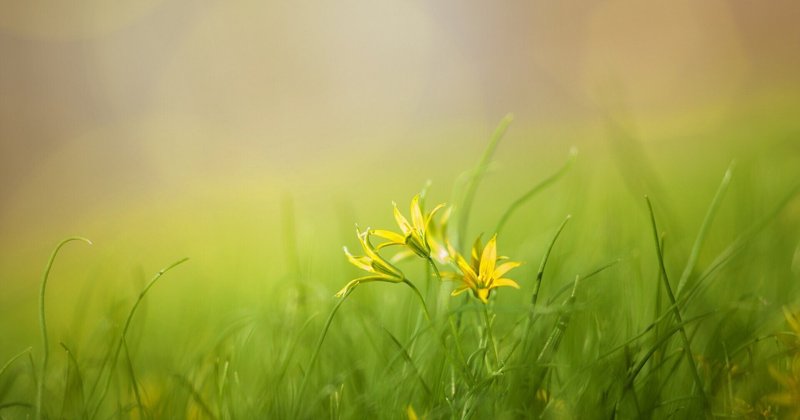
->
[496,148,577,234]
[292,294,349,419]
[680,182,800,310]
[645,196,710,410]
[482,304,500,370]
[36,236,92,420]
[121,339,143,417]
[171,373,218,420]
[531,215,571,310]
[676,162,734,296]
[624,311,716,389]
[58,342,88,419]
[89,257,188,420]
[457,114,513,249]
[0,347,32,381]
[537,275,580,365]
[402,280,432,323]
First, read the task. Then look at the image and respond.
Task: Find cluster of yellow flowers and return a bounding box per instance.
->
[338,194,521,304]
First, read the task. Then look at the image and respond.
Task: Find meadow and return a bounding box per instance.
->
[1,108,799,420]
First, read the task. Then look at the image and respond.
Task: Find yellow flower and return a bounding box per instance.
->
[337,227,405,297]
[371,194,445,260]
[446,234,521,303]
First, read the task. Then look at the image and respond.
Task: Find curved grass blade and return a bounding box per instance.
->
[89,257,189,420]
[495,148,578,234]
[531,215,572,310]
[0,347,32,382]
[675,161,735,296]
[36,236,92,420]
[680,182,800,308]
[456,114,514,248]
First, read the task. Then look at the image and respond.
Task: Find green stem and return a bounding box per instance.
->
[37,236,92,420]
[482,304,500,370]
[403,279,431,322]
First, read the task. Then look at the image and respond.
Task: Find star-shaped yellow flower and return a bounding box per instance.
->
[371,194,445,260]
[337,227,405,297]
[446,234,521,303]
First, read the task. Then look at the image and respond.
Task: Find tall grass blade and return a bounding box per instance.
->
[36,236,92,420]
[675,162,735,296]
[89,257,189,419]
[644,196,709,411]
[495,148,577,235]
[457,114,513,249]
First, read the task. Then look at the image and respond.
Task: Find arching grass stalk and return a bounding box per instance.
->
[495,148,578,235]
[36,236,92,420]
[456,114,513,249]
[645,196,710,411]
[89,257,188,420]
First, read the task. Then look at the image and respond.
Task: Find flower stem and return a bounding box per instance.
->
[403,279,431,322]
[483,304,500,370]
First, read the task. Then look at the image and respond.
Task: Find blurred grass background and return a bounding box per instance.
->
[1,1,800,418]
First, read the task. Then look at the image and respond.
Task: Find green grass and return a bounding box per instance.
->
[1,115,800,419]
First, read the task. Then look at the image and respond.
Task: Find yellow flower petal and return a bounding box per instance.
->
[344,247,373,272]
[393,202,412,235]
[410,194,425,233]
[479,235,498,282]
[372,229,406,245]
[493,261,521,279]
[492,278,520,289]
[451,284,471,296]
